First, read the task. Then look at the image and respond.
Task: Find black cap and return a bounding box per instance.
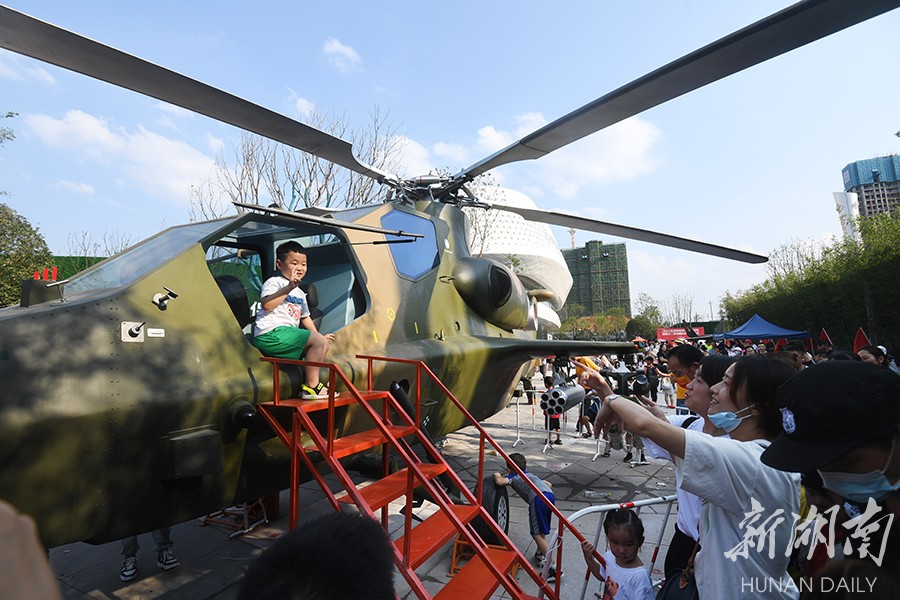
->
[761,361,900,473]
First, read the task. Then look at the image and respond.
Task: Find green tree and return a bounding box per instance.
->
[722,211,900,351]
[0,204,53,307]
[626,315,656,340]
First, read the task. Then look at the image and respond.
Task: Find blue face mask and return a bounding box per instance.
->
[707,405,754,433]
[818,439,899,503]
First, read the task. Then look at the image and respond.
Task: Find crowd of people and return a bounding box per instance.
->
[561,337,900,598]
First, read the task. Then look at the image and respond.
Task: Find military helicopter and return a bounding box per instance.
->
[1,1,897,548]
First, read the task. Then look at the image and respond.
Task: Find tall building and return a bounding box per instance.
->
[841,155,900,217]
[562,240,631,317]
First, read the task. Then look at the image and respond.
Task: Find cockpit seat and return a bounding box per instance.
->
[300,282,324,331]
[215,275,251,330]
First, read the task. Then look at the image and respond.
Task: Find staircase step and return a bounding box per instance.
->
[395,505,479,569]
[435,546,520,600]
[260,390,390,412]
[327,425,416,459]
[337,463,449,509]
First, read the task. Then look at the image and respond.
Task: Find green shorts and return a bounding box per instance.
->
[252,326,311,359]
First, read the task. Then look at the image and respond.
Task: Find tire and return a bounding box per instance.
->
[471,476,509,545]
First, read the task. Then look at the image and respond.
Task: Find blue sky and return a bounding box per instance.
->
[2,1,899,320]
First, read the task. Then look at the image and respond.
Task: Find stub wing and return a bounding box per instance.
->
[472,335,635,362]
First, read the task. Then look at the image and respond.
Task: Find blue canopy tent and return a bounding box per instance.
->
[715,314,809,340]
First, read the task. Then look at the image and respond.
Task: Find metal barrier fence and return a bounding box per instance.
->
[541,494,678,600]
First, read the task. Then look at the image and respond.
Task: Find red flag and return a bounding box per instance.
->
[819,328,833,345]
[853,328,872,353]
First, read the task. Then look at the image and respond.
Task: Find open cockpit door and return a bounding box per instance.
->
[203,214,371,339]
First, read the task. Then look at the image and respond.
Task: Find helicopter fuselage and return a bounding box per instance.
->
[0,200,555,547]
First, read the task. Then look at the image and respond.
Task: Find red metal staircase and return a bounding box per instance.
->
[255,355,561,600]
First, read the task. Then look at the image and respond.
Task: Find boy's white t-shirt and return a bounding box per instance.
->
[253,275,310,337]
[680,430,801,600]
[600,550,655,600]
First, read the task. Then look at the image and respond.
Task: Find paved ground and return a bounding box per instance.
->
[49,383,681,599]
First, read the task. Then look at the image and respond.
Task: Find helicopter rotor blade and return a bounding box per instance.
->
[0,6,395,185]
[452,0,900,186]
[489,203,767,264]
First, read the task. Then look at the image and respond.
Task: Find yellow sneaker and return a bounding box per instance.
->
[301,383,328,399]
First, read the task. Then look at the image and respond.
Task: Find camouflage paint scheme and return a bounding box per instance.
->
[0,200,629,547]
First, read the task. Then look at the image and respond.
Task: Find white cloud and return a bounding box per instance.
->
[392,136,434,177]
[25,110,216,204]
[515,112,546,135]
[205,132,224,155]
[476,125,513,154]
[432,141,469,165]
[0,52,55,83]
[537,117,663,198]
[476,112,548,154]
[466,112,662,198]
[27,111,123,160]
[322,38,362,73]
[295,96,316,119]
[154,102,193,117]
[53,180,95,195]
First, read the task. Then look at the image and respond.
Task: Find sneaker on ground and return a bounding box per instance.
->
[553,439,562,445]
[534,551,545,564]
[157,549,180,570]
[300,383,328,399]
[120,556,138,582]
[546,565,558,582]
[622,451,633,462]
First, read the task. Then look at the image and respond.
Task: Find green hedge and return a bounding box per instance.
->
[723,213,900,352]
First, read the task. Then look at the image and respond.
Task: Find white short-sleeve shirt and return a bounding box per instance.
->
[253,275,310,337]
[681,431,801,600]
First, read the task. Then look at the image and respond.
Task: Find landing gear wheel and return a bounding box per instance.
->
[472,476,509,545]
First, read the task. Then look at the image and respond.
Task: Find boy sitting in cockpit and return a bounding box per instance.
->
[252,241,335,399]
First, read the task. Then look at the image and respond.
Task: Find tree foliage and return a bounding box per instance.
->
[0,203,53,307]
[625,315,657,340]
[722,212,900,352]
[190,106,403,219]
[558,307,629,340]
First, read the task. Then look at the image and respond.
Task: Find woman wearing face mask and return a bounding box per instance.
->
[580,354,801,600]
[633,354,734,579]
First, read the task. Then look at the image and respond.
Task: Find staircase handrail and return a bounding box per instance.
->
[358,354,602,597]
[261,355,553,598]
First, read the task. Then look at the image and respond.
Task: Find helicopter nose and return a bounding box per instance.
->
[451,257,529,331]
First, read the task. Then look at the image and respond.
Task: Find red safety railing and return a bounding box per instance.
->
[257,355,561,599]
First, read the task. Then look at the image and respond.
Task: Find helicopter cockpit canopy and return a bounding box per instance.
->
[65,219,228,294]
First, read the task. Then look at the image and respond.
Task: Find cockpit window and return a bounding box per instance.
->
[380,210,439,280]
[66,220,226,293]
